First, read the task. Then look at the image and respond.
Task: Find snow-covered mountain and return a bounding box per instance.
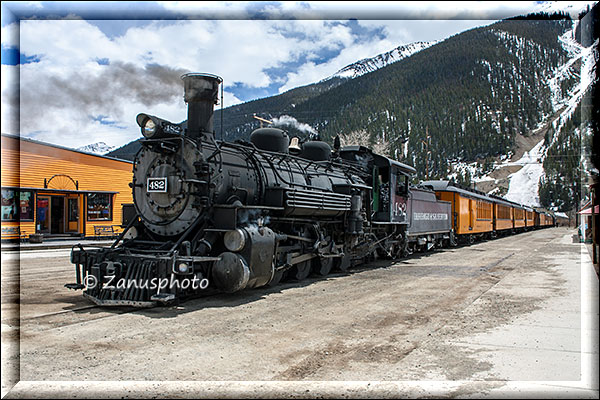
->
[77,142,115,155]
[328,41,437,80]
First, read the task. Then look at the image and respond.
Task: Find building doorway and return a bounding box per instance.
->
[37,195,68,234]
[50,196,65,234]
[36,196,50,234]
[66,196,79,233]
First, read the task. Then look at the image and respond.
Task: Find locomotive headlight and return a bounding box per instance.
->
[173,260,194,275]
[224,228,246,252]
[142,118,156,137]
[136,113,182,139]
[178,262,189,274]
[137,113,157,138]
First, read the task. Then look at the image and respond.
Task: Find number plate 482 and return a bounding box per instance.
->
[147,177,167,192]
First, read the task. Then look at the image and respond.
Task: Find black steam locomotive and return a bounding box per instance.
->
[65,73,465,307]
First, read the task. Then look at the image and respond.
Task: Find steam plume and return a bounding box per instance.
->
[271,115,316,135]
[19,61,190,132]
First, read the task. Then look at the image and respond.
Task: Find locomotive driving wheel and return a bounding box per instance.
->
[286,224,315,281]
[335,251,351,272]
[290,260,311,280]
[313,256,333,276]
[312,234,335,276]
[268,268,284,286]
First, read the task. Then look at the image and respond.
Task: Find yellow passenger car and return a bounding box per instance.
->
[525,207,535,229]
[1,134,133,241]
[512,205,527,230]
[422,181,494,241]
[492,197,514,233]
[537,210,555,227]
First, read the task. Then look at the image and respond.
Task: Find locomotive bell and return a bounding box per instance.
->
[289,137,302,154]
[181,73,222,140]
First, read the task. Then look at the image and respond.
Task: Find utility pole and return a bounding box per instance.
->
[421,126,430,179]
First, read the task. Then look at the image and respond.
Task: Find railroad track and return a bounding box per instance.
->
[19,303,140,332]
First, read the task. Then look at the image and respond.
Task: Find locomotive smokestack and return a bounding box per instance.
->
[181,73,222,140]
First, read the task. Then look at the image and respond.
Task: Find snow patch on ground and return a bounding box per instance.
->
[547,22,581,111]
[462,21,596,209]
[329,41,437,80]
[548,28,597,148]
[503,140,546,207]
[447,160,492,184]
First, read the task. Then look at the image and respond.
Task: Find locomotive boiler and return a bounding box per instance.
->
[67,73,424,306]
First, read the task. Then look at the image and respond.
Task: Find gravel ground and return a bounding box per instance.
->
[1,227,596,398]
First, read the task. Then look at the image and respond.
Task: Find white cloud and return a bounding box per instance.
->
[1,22,19,48]
[1,64,19,135]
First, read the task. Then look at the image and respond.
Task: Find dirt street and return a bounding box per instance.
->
[1,227,595,398]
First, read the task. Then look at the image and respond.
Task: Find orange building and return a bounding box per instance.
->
[1,133,133,241]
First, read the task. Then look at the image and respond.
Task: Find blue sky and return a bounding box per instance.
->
[1,1,595,149]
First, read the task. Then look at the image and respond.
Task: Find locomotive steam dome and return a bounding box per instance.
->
[250,127,289,153]
[300,141,332,161]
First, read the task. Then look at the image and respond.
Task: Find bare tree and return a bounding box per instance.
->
[338,130,391,156]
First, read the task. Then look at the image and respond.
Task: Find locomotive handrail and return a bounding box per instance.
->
[230,141,267,201]
[213,203,284,210]
[224,140,367,180]
[206,133,224,173]
[168,217,204,254]
[235,140,355,193]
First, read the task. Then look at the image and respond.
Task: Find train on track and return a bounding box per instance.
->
[66,73,556,307]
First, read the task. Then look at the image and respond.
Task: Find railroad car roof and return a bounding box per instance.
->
[421,180,493,202]
[373,154,417,175]
[489,193,522,208]
[340,146,416,175]
[422,180,536,211]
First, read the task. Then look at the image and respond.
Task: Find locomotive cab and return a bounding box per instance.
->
[338,146,415,225]
[372,154,415,224]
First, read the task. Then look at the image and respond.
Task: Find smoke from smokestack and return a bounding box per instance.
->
[18,61,190,133]
[271,115,316,136]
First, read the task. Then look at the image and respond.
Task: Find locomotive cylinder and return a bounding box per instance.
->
[212,226,276,292]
